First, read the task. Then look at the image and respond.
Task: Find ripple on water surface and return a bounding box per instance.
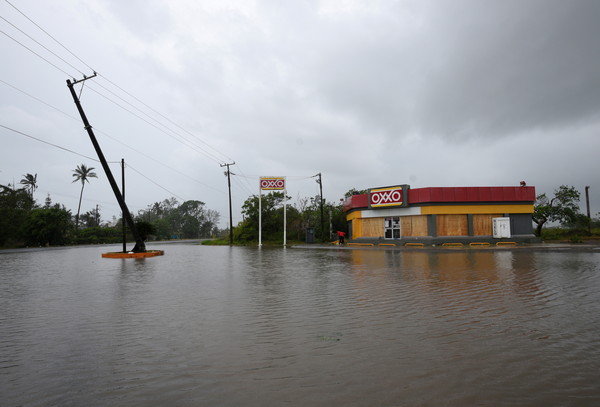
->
[1,244,600,406]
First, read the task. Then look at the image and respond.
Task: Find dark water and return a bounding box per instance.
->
[2,244,600,406]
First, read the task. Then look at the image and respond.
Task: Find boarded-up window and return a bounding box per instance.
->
[473,214,502,236]
[437,214,468,236]
[362,218,383,237]
[401,215,428,237]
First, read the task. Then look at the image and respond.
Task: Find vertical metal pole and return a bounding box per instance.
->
[220,162,235,245]
[227,168,233,245]
[258,185,262,247]
[586,186,591,233]
[122,159,126,253]
[318,173,324,242]
[283,179,287,247]
[329,208,332,242]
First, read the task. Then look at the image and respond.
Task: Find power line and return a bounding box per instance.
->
[84,85,226,165]
[2,0,234,166]
[97,74,235,164]
[87,82,226,165]
[0,14,84,76]
[2,1,241,206]
[0,79,224,194]
[3,0,95,72]
[126,164,186,202]
[0,27,74,77]
[1,123,99,162]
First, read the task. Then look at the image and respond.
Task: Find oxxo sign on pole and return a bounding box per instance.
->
[259,177,287,246]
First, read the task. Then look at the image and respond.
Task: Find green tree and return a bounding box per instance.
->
[178,200,205,238]
[20,173,38,199]
[23,207,72,246]
[135,221,157,241]
[201,209,221,237]
[344,188,369,198]
[44,193,52,209]
[234,192,286,242]
[72,164,97,230]
[80,208,101,228]
[137,198,219,239]
[0,184,35,246]
[533,185,581,237]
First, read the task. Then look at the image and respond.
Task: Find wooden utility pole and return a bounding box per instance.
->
[67,74,145,252]
[221,162,235,245]
[122,159,127,253]
[586,186,591,234]
[316,173,324,242]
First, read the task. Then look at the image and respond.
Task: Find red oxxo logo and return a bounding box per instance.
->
[260,177,285,190]
[370,187,403,207]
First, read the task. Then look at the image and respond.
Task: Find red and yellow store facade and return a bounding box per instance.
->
[343,185,538,244]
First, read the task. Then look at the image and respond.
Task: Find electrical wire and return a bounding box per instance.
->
[86,84,225,165]
[0,79,224,194]
[96,74,235,164]
[0,27,74,77]
[3,0,95,72]
[0,78,79,120]
[0,14,84,76]
[2,1,235,167]
[1,1,302,214]
[1,123,99,162]
[126,164,186,202]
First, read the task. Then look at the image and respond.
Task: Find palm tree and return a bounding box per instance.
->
[72,164,98,230]
[20,173,37,198]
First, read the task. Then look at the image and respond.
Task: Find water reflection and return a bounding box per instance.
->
[2,245,600,406]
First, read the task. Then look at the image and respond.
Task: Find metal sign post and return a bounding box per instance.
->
[259,177,286,247]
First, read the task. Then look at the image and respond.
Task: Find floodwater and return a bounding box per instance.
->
[2,243,600,406]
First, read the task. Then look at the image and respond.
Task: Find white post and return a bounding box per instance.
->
[258,185,262,247]
[283,178,287,247]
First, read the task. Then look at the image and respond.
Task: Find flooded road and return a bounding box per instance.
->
[2,244,600,406]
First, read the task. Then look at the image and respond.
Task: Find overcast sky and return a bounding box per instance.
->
[2,0,600,228]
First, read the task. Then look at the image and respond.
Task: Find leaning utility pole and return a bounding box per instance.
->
[122,159,127,253]
[221,162,235,245]
[315,173,324,242]
[585,186,591,234]
[67,74,145,252]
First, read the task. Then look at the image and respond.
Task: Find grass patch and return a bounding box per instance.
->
[541,227,600,243]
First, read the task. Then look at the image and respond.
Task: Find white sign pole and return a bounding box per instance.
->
[283,177,287,247]
[258,182,262,247]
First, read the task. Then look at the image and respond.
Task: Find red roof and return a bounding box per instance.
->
[343,186,535,212]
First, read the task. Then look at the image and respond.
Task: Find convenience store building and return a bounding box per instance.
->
[342,185,537,245]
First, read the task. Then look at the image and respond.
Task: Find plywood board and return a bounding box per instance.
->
[362,218,383,238]
[400,215,428,237]
[473,214,502,236]
[437,214,468,236]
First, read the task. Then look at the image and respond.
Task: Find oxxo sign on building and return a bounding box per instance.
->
[260,177,285,190]
[369,185,409,208]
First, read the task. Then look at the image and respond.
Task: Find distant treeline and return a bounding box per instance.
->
[0,183,221,248]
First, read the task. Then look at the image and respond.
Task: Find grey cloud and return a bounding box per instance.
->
[414,0,600,139]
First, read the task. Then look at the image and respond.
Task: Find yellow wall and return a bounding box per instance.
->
[420,204,533,215]
[347,211,362,239]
